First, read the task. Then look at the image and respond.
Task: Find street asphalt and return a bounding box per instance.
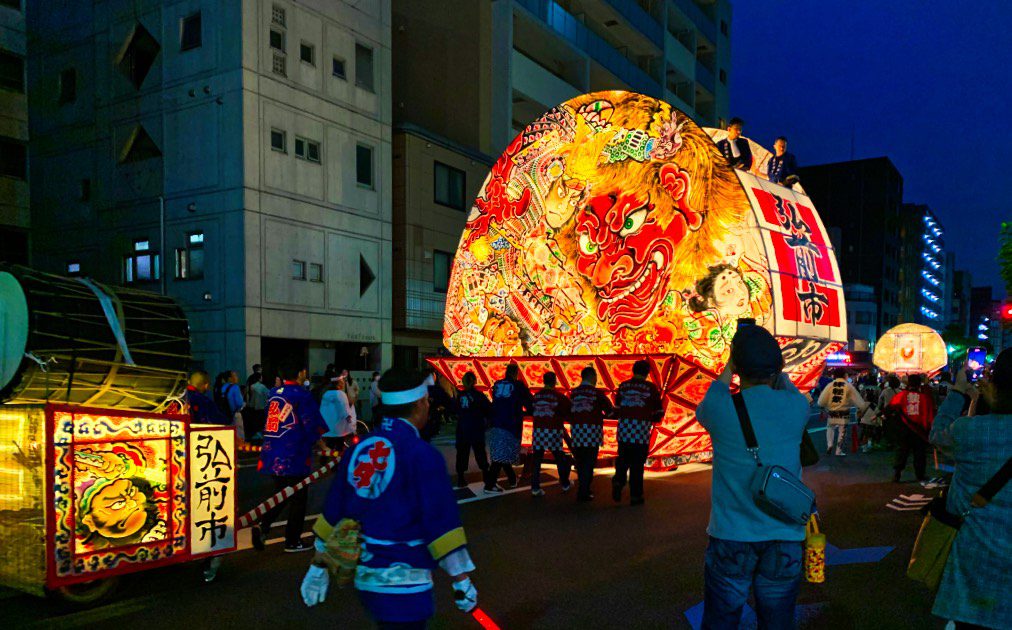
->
[1,439,948,629]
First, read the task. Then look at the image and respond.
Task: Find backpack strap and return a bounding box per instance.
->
[732,393,762,467]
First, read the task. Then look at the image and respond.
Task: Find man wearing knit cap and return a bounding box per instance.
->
[695,324,811,629]
[301,368,479,626]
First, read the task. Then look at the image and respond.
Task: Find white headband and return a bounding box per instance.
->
[381,374,435,405]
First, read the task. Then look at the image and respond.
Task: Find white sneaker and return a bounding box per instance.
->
[531,488,546,497]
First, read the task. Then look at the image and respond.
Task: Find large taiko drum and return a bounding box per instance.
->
[0,264,190,411]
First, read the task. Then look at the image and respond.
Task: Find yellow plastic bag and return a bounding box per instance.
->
[907,509,957,591]
[804,515,826,583]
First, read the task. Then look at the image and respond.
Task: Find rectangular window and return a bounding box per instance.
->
[434,161,466,209]
[180,12,202,51]
[433,250,452,293]
[272,52,286,77]
[355,43,374,92]
[356,144,373,188]
[59,68,76,104]
[295,137,320,163]
[0,136,26,179]
[80,179,90,201]
[292,259,306,280]
[270,128,286,152]
[0,50,24,93]
[309,263,323,282]
[175,231,205,280]
[271,4,285,27]
[124,248,160,284]
[332,57,346,79]
[270,29,285,52]
[134,239,149,251]
[300,42,314,65]
[67,261,81,276]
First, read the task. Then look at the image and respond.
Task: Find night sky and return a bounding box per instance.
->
[730,1,1010,296]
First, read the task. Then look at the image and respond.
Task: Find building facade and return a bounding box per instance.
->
[950,269,972,338]
[390,0,732,366]
[898,203,945,329]
[843,283,878,351]
[0,0,28,264]
[798,157,904,335]
[26,0,392,378]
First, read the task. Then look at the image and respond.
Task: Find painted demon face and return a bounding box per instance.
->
[574,164,702,332]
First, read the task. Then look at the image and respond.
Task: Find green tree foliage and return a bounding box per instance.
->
[999,221,1012,296]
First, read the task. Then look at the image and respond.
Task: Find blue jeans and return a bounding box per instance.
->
[703,537,802,630]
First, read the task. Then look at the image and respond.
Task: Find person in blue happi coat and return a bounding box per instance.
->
[767,136,800,187]
[716,117,753,171]
[301,368,479,628]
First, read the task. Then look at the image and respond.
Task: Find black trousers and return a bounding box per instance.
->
[455,435,490,482]
[531,448,571,490]
[486,462,516,489]
[572,446,599,498]
[258,475,309,546]
[613,442,649,499]
[894,424,928,480]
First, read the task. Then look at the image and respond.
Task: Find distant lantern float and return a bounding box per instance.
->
[873,323,948,376]
[430,91,847,469]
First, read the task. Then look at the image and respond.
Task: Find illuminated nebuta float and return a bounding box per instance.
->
[873,323,948,376]
[429,92,847,469]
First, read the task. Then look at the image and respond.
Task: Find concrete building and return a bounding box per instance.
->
[843,283,878,351]
[799,157,904,335]
[390,0,732,366]
[898,203,945,329]
[951,269,972,338]
[26,0,392,378]
[0,0,28,264]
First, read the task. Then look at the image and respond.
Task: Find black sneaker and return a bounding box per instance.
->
[612,480,623,503]
[284,540,313,553]
[456,476,467,489]
[251,524,267,552]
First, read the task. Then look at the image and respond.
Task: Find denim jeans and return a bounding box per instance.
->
[702,537,802,630]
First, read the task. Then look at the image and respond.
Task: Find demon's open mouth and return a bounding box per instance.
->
[598,251,665,304]
[595,249,670,331]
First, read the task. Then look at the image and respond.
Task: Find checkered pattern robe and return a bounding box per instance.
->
[930,392,1012,629]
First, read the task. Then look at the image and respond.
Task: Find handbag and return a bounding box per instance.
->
[908,456,1012,590]
[733,394,817,525]
[803,515,826,583]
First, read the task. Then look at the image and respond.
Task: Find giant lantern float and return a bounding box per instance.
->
[428,92,847,469]
[0,265,236,601]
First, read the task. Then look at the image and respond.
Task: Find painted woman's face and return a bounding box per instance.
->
[711,269,750,315]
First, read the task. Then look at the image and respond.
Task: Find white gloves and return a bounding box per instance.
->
[453,576,478,613]
[301,564,330,607]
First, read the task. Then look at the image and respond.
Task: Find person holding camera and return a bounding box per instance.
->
[695,325,811,629]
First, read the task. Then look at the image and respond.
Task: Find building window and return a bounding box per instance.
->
[300,42,314,65]
[292,259,306,280]
[720,20,729,36]
[0,49,24,93]
[0,136,26,179]
[180,12,202,51]
[433,250,452,293]
[332,57,346,79]
[80,179,91,201]
[355,43,374,92]
[117,23,160,90]
[175,231,204,280]
[719,68,727,85]
[309,263,323,282]
[119,125,162,164]
[271,4,286,27]
[270,29,285,52]
[356,144,374,188]
[295,137,321,163]
[434,161,466,210]
[124,239,160,283]
[59,68,76,104]
[272,52,286,77]
[270,128,286,153]
[66,261,81,276]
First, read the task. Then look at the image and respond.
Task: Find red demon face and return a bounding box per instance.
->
[574,164,702,332]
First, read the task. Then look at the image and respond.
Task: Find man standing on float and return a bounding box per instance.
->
[300,368,479,628]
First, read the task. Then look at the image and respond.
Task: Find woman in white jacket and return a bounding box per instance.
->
[320,378,356,451]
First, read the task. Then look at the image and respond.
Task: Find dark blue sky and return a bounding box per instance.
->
[730,1,1010,296]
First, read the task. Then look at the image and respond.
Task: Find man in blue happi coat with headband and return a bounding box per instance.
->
[301,368,479,628]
